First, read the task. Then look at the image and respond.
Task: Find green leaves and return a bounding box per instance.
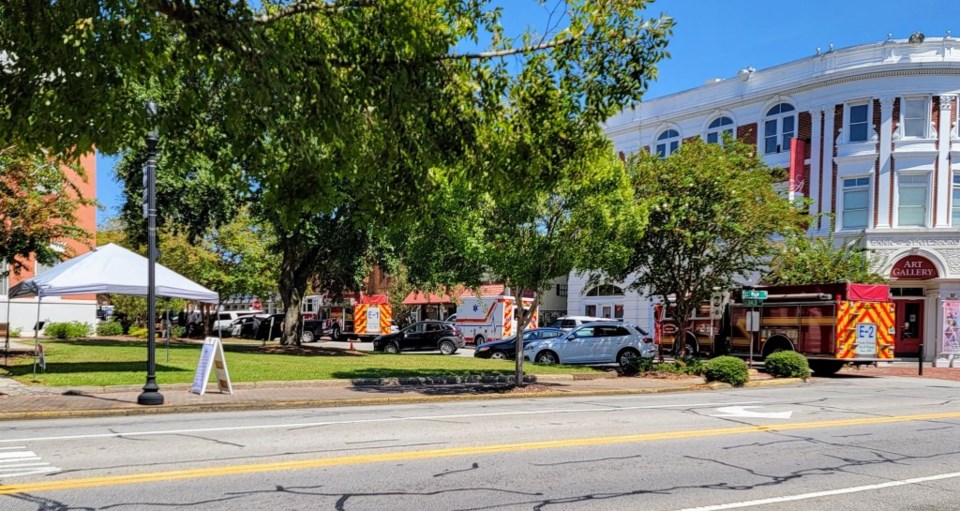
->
[764,230,887,286]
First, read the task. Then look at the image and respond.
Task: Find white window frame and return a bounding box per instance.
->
[846,100,873,143]
[840,176,871,230]
[655,129,681,158]
[704,116,735,145]
[900,96,930,139]
[0,260,7,296]
[952,173,960,226]
[763,103,796,155]
[895,173,931,228]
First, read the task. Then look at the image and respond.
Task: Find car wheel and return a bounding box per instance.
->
[490,351,509,360]
[617,348,641,366]
[809,360,845,376]
[331,325,341,342]
[439,340,457,355]
[384,342,400,354]
[535,351,559,365]
[301,330,315,343]
[473,335,485,347]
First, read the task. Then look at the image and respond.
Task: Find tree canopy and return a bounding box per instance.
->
[613,139,808,353]
[763,231,887,286]
[0,146,94,275]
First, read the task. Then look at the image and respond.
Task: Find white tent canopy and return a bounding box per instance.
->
[8,243,219,303]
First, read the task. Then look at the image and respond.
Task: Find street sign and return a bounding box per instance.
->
[743,298,762,307]
[742,290,768,300]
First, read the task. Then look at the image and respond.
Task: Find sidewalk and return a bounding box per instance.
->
[0,370,805,422]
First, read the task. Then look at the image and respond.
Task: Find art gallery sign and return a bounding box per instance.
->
[890,255,939,280]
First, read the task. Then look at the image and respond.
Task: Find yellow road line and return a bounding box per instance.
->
[3,410,960,495]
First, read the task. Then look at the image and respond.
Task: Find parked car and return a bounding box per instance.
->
[523,322,655,365]
[230,316,260,338]
[213,310,260,336]
[254,313,285,341]
[547,316,617,331]
[373,321,465,354]
[474,328,565,360]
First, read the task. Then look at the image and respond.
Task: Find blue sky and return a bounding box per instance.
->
[94,0,960,224]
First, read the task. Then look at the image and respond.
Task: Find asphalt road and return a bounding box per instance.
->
[2,375,960,510]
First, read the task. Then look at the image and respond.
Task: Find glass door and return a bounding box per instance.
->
[894,300,924,356]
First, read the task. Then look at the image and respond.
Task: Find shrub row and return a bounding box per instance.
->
[703,356,749,387]
[96,321,124,336]
[764,351,811,379]
[43,321,93,339]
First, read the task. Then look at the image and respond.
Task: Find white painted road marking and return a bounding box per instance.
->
[0,400,766,444]
[675,470,960,510]
[712,406,793,419]
[0,449,59,479]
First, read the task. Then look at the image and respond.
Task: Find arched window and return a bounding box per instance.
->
[763,103,795,155]
[586,285,625,297]
[655,129,680,158]
[705,116,735,144]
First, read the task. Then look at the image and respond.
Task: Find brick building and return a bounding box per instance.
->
[569,35,960,359]
[1,152,98,335]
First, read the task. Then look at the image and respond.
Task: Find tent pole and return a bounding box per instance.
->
[32,295,41,378]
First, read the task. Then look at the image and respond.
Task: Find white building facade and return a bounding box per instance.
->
[569,35,960,360]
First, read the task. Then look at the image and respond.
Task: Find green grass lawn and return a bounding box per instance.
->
[0,339,605,387]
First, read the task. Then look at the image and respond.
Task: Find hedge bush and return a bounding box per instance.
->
[618,356,655,376]
[96,321,124,337]
[128,326,148,339]
[619,356,707,377]
[704,356,749,387]
[172,325,186,338]
[764,351,811,379]
[43,321,93,339]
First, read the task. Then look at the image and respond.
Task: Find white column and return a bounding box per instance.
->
[820,107,836,232]
[808,109,823,226]
[876,97,895,228]
[935,96,954,227]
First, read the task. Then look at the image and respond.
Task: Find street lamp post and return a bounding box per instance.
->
[138,101,164,406]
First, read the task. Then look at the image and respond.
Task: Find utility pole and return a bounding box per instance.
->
[138,101,164,406]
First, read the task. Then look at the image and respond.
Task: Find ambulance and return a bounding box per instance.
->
[455,295,537,346]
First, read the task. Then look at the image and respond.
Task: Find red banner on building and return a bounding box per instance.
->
[789,138,806,199]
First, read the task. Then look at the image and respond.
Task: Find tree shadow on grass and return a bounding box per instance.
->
[3,362,187,377]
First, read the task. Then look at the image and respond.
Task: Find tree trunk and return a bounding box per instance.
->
[513,289,540,388]
[277,237,315,347]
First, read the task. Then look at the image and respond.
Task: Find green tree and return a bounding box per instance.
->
[763,231,887,285]
[0,146,94,275]
[613,139,809,355]
[1,1,673,346]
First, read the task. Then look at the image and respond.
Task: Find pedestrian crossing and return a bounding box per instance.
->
[0,446,59,478]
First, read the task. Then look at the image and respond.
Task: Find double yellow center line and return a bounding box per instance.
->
[4,410,960,495]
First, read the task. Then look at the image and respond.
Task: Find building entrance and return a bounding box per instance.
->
[893,298,924,356]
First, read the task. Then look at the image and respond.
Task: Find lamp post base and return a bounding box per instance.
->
[137,383,165,406]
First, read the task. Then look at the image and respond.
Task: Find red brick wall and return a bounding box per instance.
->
[830,105,842,227]
[873,99,881,226]
[889,98,900,225]
[799,112,812,197]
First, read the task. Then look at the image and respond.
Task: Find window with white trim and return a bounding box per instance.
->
[841,177,870,229]
[952,174,960,226]
[897,174,929,227]
[705,116,734,144]
[847,102,871,142]
[901,97,929,139]
[655,129,680,158]
[763,103,795,154]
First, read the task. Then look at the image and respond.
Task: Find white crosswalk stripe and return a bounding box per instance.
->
[0,449,59,478]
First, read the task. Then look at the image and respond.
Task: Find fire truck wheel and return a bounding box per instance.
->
[384,342,400,354]
[809,360,845,376]
[674,338,698,357]
[331,325,341,342]
[473,336,486,347]
[535,351,559,365]
[490,351,508,360]
[301,330,315,343]
[439,340,457,355]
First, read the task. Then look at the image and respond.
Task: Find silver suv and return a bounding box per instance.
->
[523,322,655,365]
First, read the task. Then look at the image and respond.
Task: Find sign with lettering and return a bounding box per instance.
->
[856,322,877,356]
[890,256,938,280]
[191,337,233,396]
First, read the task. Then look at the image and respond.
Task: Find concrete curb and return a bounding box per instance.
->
[0,377,807,422]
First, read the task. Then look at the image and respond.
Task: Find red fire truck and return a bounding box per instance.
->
[653,283,896,375]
